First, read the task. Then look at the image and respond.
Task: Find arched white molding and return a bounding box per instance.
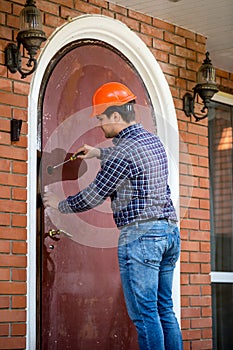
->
[27,14,179,349]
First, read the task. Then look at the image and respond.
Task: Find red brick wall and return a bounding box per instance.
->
[0,1,233,349]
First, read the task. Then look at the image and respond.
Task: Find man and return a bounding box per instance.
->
[44,82,183,350]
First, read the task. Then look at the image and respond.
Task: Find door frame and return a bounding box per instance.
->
[27,14,180,349]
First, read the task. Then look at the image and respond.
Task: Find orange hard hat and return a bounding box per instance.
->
[91,82,136,117]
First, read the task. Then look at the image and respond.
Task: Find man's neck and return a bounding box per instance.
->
[115,121,136,135]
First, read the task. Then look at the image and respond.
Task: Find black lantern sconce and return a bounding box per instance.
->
[183,52,219,122]
[5,0,46,79]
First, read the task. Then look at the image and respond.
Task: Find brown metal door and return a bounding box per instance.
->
[39,41,155,349]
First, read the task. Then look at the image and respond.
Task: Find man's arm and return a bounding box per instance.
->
[44,153,130,213]
[43,144,100,210]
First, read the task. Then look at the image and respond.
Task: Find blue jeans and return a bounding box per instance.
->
[118,219,183,350]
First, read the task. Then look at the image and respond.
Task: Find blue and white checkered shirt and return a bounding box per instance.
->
[58,123,177,227]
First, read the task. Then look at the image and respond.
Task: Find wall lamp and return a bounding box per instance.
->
[5,0,46,79]
[183,52,219,122]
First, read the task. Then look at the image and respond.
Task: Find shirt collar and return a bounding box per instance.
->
[113,123,143,145]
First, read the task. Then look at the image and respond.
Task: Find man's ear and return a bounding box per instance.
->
[113,112,122,122]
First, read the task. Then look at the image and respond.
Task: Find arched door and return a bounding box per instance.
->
[27,14,179,350]
[38,41,155,349]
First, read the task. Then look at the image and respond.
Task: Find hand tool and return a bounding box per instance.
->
[47,151,85,175]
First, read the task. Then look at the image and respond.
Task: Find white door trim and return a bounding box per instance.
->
[27,14,179,349]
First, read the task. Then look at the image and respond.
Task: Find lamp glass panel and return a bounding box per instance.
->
[19,5,42,31]
[197,63,216,85]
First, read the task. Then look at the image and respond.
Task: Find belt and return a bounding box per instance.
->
[125,217,176,227]
[142,217,172,223]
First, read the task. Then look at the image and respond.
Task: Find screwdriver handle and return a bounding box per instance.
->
[70,150,85,161]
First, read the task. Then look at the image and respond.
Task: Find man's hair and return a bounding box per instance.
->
[104,100,136,123]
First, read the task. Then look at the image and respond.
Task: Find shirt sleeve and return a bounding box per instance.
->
[99,147,114,164]
[58,154,130,214]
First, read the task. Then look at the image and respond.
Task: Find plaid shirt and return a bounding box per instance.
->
[58,123,177,227]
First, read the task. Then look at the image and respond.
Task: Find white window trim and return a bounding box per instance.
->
[210,272,233,283]
[212,91,233,106]
[27,14,180,349]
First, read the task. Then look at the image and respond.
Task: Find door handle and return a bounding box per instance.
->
[48,229,61,237]
[47,229,73,238]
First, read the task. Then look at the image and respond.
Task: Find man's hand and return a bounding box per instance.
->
[43,191,61,209]
[74,144,100,159]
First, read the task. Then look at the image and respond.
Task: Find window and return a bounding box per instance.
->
[209,98,233,350]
